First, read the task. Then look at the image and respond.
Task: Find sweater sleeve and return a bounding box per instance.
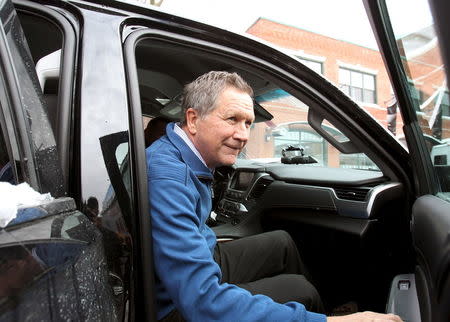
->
[148,163,326,322]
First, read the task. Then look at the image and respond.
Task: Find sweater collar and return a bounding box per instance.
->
[173,123,209,168]
[166,122,214,180]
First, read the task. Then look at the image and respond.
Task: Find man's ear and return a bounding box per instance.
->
[185,108,198,135]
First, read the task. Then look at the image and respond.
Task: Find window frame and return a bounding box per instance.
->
[339,67,377,104]
[14,0,78,191]
[297,56,324,75]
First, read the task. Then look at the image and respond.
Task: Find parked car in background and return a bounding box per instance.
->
[0,0,449,321]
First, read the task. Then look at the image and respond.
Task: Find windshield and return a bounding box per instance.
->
[237,88,379,171]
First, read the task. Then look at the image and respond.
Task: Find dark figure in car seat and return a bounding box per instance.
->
[144,116,171,148]
[146,71,402,322]
[85,196,100,223]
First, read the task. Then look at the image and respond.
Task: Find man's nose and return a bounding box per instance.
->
[233,122,249,142]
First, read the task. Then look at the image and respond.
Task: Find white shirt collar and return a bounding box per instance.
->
[173,123,210,169]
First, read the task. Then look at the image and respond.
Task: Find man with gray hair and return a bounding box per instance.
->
[146,71,402,322]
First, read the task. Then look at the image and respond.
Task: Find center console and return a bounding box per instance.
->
[214,169,272,225]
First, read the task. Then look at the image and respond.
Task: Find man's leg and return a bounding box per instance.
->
[238,274,324,313]
[214,230,324,313]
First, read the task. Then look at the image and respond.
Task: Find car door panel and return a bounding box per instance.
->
[259,181,411,312]
[412,195,450,322]
[0,198,118,321]
[0,0,122,320]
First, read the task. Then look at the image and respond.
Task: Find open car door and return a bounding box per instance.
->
[0,0,119,320]
[364,1,450,321]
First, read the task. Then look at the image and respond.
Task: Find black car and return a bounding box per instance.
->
[0,0,449,321]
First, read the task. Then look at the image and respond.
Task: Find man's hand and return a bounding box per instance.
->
[327,311,403,321]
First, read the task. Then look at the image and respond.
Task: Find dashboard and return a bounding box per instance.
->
[212,162,404,237]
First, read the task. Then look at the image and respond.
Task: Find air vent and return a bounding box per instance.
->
[333,187,370,201]
[248,177,273,199]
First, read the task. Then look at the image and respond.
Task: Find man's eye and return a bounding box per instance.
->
[227,117,237,122]
[245,121,252,128]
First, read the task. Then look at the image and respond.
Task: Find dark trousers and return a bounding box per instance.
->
[160,230,324,321]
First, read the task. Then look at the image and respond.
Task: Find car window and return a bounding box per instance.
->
[385,0,450,199]
[160,0,406,149]
[133,38,379,171]
[1,3,132,319]
[17,10,63,135]
[0,1,66,196]
[16,6,77,186]
[244,88,379,170]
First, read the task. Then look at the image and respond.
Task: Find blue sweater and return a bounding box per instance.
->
[147,123,326,322]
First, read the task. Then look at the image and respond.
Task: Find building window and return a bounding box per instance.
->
[339,68,376,104]
[297,57,323,75]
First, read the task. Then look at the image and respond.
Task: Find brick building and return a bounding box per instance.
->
[241,17,448,167]
[239,17,403,167]
[246,17,403,134]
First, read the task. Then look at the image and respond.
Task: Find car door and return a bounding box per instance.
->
[365,0,450,321]
[0,0,119,320]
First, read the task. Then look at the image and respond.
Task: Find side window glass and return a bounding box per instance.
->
[385,0,450,197]
[248,88,379,170]
[133,38,379,172]
[245,10,405,146]
[17,11,62,134]
[0,1,64,196]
